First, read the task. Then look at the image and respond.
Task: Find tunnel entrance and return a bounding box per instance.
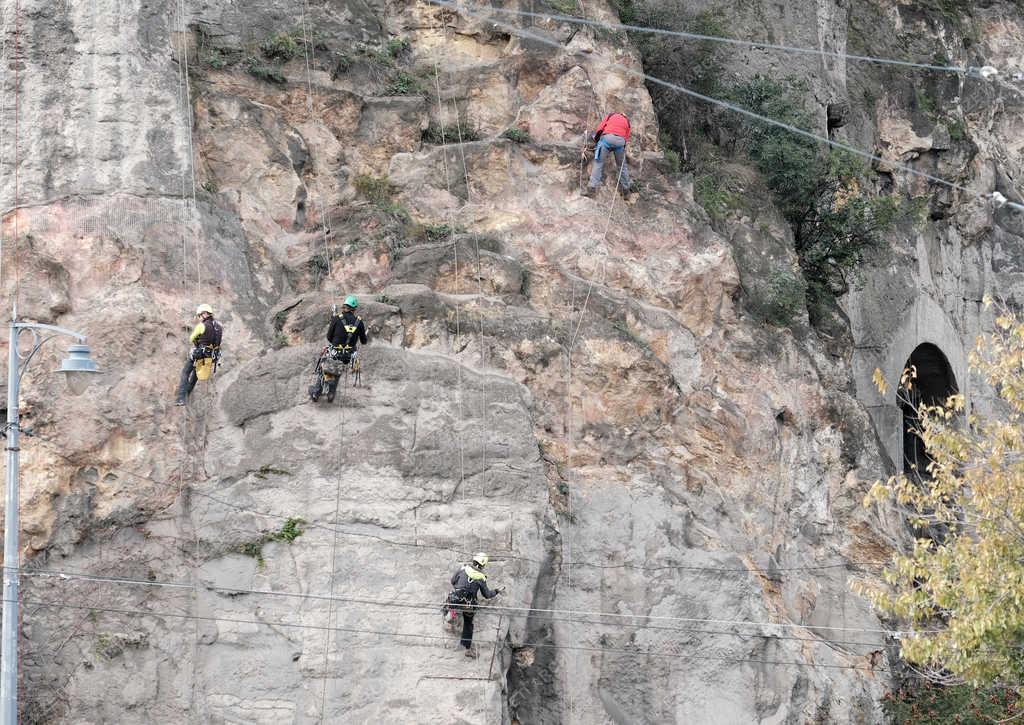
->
[899,343,958,482]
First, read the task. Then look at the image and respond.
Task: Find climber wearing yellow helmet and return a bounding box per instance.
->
[445,552,502,658]
[174,303,223,406]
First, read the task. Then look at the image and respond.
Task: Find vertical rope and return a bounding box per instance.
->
[432,64,468,556]
[318,367,346,720]
[175,0,188,290]
[172,1,202,718]
[299,0,334,284]
[450,101,489,486]
[179,15,200,296]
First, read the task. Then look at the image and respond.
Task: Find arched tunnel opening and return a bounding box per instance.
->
[899,343,959,482]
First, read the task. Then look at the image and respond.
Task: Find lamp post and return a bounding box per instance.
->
[1,305,99,724]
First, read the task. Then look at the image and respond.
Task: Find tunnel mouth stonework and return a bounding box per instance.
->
[898,343,959,481]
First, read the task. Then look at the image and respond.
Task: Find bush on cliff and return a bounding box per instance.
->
[719,77,899,322]
[861,301,1024,694]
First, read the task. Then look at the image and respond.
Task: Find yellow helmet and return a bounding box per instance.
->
[195,303,214,316]
[472,552,489,567]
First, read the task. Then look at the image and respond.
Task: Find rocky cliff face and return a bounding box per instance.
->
[4,0,1021,723]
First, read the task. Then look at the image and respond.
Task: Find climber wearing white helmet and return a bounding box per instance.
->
[446,552,502,658]
[174,303,223,406]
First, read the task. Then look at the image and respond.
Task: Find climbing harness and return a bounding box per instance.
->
[309,344,361,402]
[192,345,221,381]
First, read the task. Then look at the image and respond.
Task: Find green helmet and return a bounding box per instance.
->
[344,295,359,309]
[472,552,489,568]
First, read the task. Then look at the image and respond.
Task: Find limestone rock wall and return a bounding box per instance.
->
[0,0,954,722]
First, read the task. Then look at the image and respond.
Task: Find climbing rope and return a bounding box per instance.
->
[172,0,205,714]
[299,0,334,285]
[449,100,490,482]
[319,338,349,720]
[432,63,469,556]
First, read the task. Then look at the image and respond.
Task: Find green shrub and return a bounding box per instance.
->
[945,117,967,141]
[722,76,899,305]
[423,223,463,242]
[236,517,306,567]
[332,53,351,77]
[385,37,410,57]
[694,173,740,222]
[658,148,678,173]
[915,87,936,116]
[611,0,638,24]
[245,59,287,84]
[205,49,230,69]
[268,516,306,543]
[761,270,807,327]
[307,254,329,276]
[883,682,1018,724]
[422,121,481,144]
[544,0,578,14]
[385,71,423,95]
[353,175,395,204]
[261,32,302,61]
[501,127,531,144]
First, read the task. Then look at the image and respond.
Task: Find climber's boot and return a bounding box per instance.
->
[464,646,477,659]
[580,186,596,198]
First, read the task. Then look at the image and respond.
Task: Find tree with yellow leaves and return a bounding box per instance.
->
[861,299,1024,689]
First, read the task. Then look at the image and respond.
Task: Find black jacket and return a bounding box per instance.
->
[327,311,367,348]
[450,565,498,602]
[190,317,223,349]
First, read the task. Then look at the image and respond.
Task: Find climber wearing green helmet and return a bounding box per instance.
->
[326,295,367,353]
[446,552,502,658]
[174,303,223,406]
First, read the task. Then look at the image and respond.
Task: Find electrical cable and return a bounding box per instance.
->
[15,564,921,636]
[472,4,1002,76]
[15,595,892,673]
[428,0,1024,213]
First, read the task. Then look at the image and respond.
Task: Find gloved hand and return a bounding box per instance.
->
[493,588,504,596]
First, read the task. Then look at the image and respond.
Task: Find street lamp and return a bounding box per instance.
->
[1,305,99,724]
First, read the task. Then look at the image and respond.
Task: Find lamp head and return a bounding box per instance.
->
[57,344,99,396]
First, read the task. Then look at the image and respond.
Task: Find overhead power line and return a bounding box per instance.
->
[16,564,921,637]
[429,0,1024,213]
[17,595,890,673]
[477,4,1001,77]
[20,566,889,648]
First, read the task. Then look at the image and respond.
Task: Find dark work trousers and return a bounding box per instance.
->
[175,353,198,401]
[460,609,476,649]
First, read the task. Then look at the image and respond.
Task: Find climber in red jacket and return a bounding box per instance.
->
[583,112,632,198]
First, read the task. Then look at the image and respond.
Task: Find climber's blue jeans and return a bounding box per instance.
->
[588,134,630,191]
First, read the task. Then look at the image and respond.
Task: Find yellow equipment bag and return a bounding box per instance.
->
[195,357,214,381]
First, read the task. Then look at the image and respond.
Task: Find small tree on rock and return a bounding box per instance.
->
[860,298,1024,688]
